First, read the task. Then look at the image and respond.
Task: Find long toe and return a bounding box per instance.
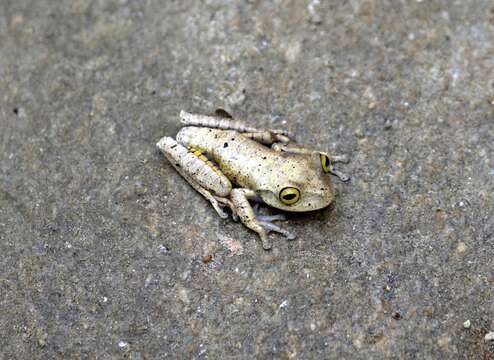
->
[256,214,286,222]
[260,221,296,240]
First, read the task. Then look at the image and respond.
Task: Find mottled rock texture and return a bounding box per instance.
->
[1,1,493,358]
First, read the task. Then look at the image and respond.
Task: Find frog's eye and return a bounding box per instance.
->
[320,153,331,173]
[279,187,300,205]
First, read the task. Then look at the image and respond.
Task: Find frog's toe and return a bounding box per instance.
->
[212,204,229,219]
[257,214,286,222]
[214,196,239,221]
[329,166,350,182]
[259,221,296,240]
[262,238,273,250]
[258,231,272,250]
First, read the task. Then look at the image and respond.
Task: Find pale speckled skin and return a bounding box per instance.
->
[157,110,344,249]
[176,126,334,212]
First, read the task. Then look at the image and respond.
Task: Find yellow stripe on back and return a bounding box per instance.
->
[188,147,223,176]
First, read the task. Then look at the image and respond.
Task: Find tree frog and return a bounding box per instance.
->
[157,109,349,250]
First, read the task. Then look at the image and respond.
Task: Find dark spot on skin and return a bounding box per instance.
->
[13,108,19,115]
[320,188,324,191]
[231,138,235,141]
[214,135,218,139]
[262,156,267,160]
[223,142,228,148]
[175,163,180,167]
[308,203,311,206]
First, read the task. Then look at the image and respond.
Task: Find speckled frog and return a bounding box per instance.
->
[157,109,349,249]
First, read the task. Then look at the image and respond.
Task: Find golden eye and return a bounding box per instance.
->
[320,153,331,173]
[279,187,300,205]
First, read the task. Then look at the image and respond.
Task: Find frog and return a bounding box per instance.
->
[156,109,349,250]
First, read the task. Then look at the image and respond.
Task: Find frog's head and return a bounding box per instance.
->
[257,153,335,212]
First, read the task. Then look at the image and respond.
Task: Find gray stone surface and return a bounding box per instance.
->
[1,0,493,358]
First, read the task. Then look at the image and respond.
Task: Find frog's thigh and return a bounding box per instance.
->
[230,188,272,250]
[157,136,232,218]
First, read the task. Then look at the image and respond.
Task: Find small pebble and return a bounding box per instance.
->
[202,254,213,263]
[463,320,471,329]
[485,331,494,342]
[158,244,170,253]
[392,311,402,320]
[383,118,393,130]
[353,128,365,139]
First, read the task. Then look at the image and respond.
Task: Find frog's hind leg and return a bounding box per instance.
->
[180,110,294,143]
[156,136,234,219]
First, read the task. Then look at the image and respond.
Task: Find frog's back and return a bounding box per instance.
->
[176,126,284,188]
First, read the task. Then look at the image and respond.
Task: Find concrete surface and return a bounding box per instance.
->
[1,0,493,358]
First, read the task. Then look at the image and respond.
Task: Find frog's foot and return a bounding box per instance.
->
[252,204,293,241]
[215,196,239,221]
[259,220,296,241]
[329,166,350,182]
[322,152,350,181]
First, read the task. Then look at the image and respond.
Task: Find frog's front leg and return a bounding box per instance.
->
[156,136,234,219]
[230,189,295,250]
